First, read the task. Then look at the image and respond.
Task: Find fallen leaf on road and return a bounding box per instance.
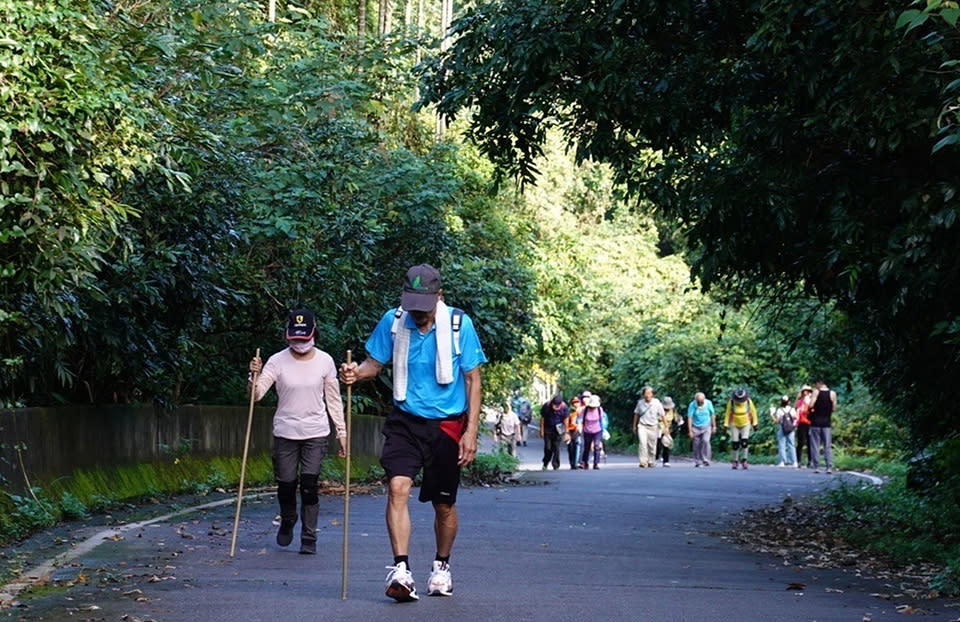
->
[786,582,806,591]
[825,588,844,593]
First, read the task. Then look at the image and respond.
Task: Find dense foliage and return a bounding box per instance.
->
[1,0,535,408]
[419,0,960,449]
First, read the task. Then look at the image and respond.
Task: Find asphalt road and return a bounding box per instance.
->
[6,435,957,622]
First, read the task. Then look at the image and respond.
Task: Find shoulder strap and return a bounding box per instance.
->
[451,307,463,355]
[391,306,405,339]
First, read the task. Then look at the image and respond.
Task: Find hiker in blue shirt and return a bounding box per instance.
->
[340,264,487,602]
[686,392,717,467]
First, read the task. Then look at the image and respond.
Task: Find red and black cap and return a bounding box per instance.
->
[285,308,316,341]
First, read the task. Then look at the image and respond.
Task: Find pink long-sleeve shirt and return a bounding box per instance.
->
[254,348,346,440]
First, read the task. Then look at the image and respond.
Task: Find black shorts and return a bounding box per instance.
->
[380,408,464,505]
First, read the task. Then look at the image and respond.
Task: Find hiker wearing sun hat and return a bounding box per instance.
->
[248,308,347,554]
[656,396,680,467]
[339,264,487,602]
[724,387,758,469]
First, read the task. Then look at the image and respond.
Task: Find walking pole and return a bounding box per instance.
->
[341,350,353,600]
[230,347,260,558]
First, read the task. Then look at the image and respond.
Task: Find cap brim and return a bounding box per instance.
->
[401,291,438,312]
[285,328,315,341]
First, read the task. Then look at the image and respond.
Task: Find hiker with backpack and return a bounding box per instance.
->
[511,389,533,447]
[794,385,814,468]
[770,395,798,467]
[579,393,606,469]
[564,395,584,469]
[632,386,664,468]
[339,264,487,602]
[540,394,568,470]
[724,388,758,469]
[808,380,838,474]
[687,391,716,467]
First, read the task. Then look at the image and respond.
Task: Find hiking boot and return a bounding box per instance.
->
[426,561,453,597]
[731,461,738,470]
[741,460,748,470]
[276,481,298,547]
[276,520,296,547]
[385,562,419,602]
[299,502,319,553]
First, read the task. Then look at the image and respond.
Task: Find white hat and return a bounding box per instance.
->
[586,395,601,408]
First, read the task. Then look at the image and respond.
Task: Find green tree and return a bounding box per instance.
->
[419,0,960,445]
[0,0,164,403]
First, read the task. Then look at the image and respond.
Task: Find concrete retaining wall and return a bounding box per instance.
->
[0,405,383,492]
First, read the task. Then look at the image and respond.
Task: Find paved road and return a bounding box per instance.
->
[7,436,956,622]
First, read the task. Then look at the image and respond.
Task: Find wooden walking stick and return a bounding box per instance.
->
[230,347,260,558]
[341,349,353,600]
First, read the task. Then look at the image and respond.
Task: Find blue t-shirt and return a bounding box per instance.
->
[365,307,487,419]
[687,399,715,427]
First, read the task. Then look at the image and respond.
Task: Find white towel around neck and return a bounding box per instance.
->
[393,300,454,402]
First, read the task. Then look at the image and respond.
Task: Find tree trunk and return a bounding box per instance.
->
[358,0,366,38]
[378,0,393,35]
[435,0,453,137]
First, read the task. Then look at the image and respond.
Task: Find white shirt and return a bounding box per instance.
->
[499,410,521,436]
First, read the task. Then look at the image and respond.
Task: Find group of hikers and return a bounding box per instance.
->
[245,262,839,603]
[496,382,839,472]
[495,390,611,470]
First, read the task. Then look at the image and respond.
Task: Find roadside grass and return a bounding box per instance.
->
[818,453,960,597]
[0,452,368,547]
[0,448,520,551]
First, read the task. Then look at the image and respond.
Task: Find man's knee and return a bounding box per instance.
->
[388,476,414,499]
[432,502,456,521]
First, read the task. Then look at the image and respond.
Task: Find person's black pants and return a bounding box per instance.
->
[796,423,811,467]
[656,437,671,463]
[542,428,561,469]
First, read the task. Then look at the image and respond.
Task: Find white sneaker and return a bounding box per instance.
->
[385,562,419,602]
[776,462,785,467]
[426,560,453,596]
